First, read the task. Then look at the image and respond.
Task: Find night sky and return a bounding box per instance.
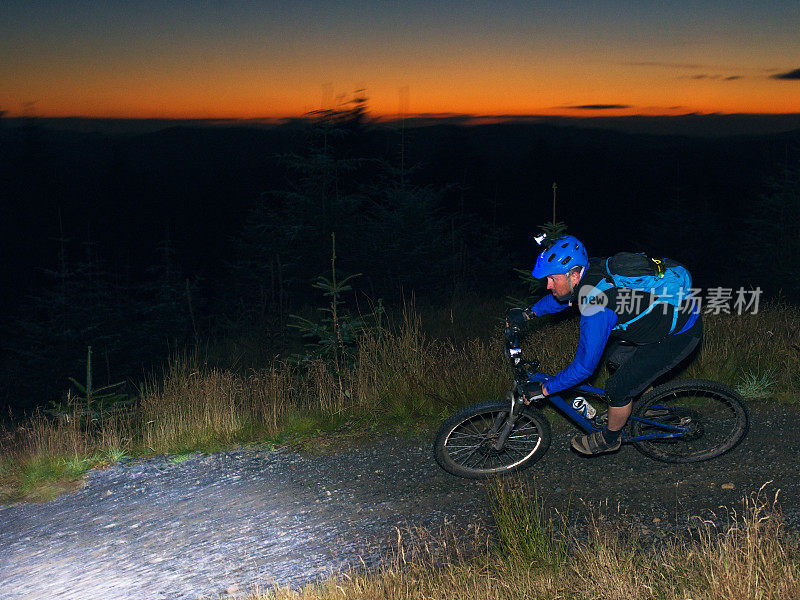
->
[3,0,800,120]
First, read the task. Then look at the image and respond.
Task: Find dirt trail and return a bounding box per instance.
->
[1,403,798,599]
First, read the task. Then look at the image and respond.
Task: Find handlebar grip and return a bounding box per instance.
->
[524,359,540,372]
[504,326,520,346]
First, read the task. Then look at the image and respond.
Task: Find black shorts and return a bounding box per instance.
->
[604,317,702,407]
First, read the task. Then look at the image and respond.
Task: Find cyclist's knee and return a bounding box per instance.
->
[606,343,636,374]
[606,395,633,408]
[605,380,633,407]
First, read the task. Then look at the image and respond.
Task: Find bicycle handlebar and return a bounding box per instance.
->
[504,325,540,380]
[504,326,520,350]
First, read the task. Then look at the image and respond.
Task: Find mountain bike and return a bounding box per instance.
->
[433,324,749,479]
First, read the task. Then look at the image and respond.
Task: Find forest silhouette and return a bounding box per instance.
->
[1,104,799,412]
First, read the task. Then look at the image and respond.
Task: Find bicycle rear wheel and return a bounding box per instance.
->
[433,400,551,479]
[630,379,748,463]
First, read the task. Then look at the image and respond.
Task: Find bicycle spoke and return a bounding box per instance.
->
[457,444,484,466]
[447,434,487,443]
[630,383,747,463]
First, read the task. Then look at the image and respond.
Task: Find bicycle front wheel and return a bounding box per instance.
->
[630,379,748,463]
[433,400,551,479]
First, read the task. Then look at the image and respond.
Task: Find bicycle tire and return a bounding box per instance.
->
[434,399,551,479]
[630,379,748,463]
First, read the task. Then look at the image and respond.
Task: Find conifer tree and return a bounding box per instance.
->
[745,160,800,299]
[234,96,371,320]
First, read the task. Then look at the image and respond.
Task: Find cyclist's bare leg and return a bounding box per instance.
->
[607,401,633,432]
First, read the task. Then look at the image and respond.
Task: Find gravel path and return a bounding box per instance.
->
[1,403,798,599]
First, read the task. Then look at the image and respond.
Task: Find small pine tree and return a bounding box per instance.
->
[290,234,366,364]
[507,220,569,308]
[289,233,384,401]
[508,181,568,308]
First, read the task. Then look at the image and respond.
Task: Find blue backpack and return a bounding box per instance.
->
[594,252,693,334]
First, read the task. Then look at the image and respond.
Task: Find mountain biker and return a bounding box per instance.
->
[506,235,702,456]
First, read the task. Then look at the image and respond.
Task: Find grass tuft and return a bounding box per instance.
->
[737,368,777,399]
[487,476,569,575]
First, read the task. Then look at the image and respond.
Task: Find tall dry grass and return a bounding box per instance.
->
[2,300,800,501]
[0,304,507,497]
[137,308,507,452]
[138,356,298,453]
[255,483,800,600]
[2,408,129,461]
[0,406,133,501]
[691,303,800,401]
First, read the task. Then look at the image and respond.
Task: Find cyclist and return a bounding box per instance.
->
[506,235,701,455]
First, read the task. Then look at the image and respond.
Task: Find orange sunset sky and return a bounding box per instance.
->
[2,1,799,120]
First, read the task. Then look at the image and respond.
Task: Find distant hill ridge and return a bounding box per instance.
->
[4,113,800,138]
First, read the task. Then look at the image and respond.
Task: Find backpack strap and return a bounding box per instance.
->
[669,304,680,334]
[612,301,660,332]
[672,299,700,336]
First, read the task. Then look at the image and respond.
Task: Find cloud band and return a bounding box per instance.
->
[772,68,800,80]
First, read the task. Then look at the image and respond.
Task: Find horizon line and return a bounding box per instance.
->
[6,111,800,123]
[6,112,800,138]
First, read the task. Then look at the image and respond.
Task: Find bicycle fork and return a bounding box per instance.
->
[490,392,523,451]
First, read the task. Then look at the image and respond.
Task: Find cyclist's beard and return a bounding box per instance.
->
[550,282,572,303]
[555,270,582,303]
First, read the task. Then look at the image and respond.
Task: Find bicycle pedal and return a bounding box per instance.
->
[644,408,670,418]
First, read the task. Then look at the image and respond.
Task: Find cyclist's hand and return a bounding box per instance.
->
[520,382,546,405]
[506,308,533,330]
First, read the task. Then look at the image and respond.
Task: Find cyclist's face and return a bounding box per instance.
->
[546,273,571,298]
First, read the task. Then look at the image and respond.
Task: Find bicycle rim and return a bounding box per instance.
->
[631,381,748,463]
[441,408,546,475]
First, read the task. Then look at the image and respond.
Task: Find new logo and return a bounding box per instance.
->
[577,285,609,316]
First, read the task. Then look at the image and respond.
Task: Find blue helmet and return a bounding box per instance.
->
[532,235,589,278]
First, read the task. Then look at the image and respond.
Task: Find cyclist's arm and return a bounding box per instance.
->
[543,308,618,394]
[530,293,569,316]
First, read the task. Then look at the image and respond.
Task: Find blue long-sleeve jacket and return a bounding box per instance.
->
[531,295,618,394]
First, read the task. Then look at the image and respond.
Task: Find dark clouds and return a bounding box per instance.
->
[564,104,630,110]
[686,74,742,80]
[771,68,800,80]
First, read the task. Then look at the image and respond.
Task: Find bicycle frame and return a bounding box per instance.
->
[507,327,689,444]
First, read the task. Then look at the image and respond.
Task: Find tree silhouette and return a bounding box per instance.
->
[745,158,800,299]
[234,100,370,324]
